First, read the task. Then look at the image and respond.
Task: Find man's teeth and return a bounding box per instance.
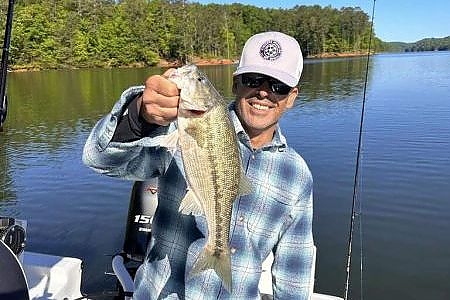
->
[251,103,270,110]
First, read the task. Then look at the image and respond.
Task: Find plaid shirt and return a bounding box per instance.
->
[83,87,315,299]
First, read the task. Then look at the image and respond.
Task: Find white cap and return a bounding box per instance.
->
[233,31,303,87]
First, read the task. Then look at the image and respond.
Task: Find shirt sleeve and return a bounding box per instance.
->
[272,180,315,299]
[82,86,173,180]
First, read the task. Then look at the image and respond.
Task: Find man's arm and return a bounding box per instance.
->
[82,86,171,180]
[272,188,315,299]
[82,69,180,180]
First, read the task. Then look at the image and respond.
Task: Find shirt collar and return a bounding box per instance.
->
[228,102,287,151]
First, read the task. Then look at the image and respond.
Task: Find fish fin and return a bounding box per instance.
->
[160,130,179,150]
[238,173,254,196]
[190,248,232,293]
[179,190,203,216]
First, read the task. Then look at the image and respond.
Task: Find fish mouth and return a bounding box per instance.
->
[187,109,207,116]
[179,101,210,117]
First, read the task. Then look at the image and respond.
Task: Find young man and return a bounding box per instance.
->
[83,31,314,299]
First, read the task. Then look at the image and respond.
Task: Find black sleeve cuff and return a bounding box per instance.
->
[112,93,162,142]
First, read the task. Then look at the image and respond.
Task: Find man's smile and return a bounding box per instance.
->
[251,103,270,110]
[247,99,276,112]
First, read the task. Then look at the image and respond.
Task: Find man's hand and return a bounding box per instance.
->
[139,69,179,126]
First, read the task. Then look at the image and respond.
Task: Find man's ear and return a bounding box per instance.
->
[286,87,299,109]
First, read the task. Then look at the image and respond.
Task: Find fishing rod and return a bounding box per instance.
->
[343,0,376,299]
[0,0,15,132]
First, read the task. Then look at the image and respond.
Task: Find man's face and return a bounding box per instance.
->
[233,73,298,139]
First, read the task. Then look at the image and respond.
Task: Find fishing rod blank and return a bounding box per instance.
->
[0,0,16,131]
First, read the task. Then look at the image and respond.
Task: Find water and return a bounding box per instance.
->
[1,52,449,299]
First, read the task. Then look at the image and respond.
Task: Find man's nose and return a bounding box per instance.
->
[256,81,271,98]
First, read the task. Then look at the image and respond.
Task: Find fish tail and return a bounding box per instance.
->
[190,247,232,292]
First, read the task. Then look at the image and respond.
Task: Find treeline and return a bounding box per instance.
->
[405,36,450,52]
[0,0,379,70]
[380,36,450,52]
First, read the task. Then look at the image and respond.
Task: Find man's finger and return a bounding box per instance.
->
[162,68,176,78]
[145,75,179,97]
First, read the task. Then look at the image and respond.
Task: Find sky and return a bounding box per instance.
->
[193,0,450,43]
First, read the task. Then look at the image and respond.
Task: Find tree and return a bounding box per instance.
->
[3,0,379,70]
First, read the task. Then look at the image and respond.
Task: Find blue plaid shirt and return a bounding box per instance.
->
[83,87,315,299]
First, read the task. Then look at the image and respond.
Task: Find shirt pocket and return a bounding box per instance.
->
[245,190,294,239]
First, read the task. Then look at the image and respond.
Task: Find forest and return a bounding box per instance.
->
[384,36,450,52]
[1,0,383,70]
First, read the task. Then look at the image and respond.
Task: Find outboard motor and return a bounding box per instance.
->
[112,178,158,299]
[122,178,158,262]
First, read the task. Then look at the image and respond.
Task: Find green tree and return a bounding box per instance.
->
[2,0,380,70]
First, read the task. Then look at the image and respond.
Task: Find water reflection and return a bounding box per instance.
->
[6,57,370,140]
[301,56,371,103]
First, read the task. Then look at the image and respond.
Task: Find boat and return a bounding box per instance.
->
[0,179,343,300]
[0,245,84,300]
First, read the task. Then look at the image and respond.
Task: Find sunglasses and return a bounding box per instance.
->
[240,73,293,95]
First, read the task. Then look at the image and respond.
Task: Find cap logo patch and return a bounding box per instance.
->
[259,40,282,61]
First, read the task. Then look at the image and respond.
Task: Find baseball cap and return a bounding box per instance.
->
[233,31,303,87]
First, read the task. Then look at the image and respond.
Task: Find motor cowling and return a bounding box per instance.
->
[122,179,158,262]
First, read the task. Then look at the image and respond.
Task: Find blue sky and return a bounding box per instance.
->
[193,0,450,43]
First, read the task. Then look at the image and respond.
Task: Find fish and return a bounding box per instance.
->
[162,64,253,292]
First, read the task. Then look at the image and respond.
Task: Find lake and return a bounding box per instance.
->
[1,51,449,299]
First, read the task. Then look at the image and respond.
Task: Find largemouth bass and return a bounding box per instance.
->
[163,64,252,292]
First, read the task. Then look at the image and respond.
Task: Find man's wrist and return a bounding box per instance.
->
[112,93,151,142]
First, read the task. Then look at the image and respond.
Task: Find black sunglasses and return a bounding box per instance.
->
[240,73,293,95]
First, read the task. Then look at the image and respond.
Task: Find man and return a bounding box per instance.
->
[83,31,314,299]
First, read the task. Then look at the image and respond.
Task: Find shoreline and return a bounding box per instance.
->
[11,52,370,72]
[157,52,370,67]
[307,51,371,59]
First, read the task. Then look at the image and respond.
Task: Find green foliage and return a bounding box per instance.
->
[380,36,450,52]
[406,36,450,52]
[1,0,382,70]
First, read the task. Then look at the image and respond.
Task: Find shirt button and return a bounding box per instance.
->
[251,154,255,159]
[230,247,236,254]
[238,215,244,222]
